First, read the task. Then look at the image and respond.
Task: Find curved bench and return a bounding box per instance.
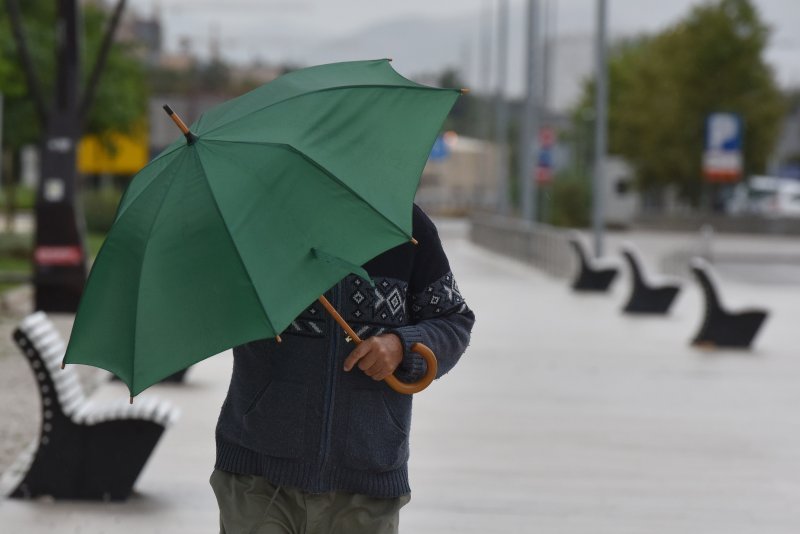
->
[689,258,768,348]
[4,312,180,501]
[568,234,619,292]
[620,243,681,314]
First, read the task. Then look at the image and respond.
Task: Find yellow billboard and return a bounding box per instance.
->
[78,128,148,175]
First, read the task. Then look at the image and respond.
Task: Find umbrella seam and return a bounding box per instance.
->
[129,150,188,396]
[115,144,187,221]
[202,139,414,241]
[200,84,459,138]
[193,148,282,338]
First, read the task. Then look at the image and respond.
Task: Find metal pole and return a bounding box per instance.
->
[519,0,540,222]
[34,0,88,311]
[478,0,494,209]
[592,0,608,257]
[541,0,553,113]
[494,0,510,215]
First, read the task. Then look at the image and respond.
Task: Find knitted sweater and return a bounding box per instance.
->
[214,205,475,497]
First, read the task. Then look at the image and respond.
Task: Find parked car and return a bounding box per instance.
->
[726,176,800,218]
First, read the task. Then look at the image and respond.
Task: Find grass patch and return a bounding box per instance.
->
[0,235,33,294]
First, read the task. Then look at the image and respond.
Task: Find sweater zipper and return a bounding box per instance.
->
[317,283,341,490]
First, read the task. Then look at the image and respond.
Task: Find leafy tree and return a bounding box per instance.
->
[548,170,590,227]
[0,2,147,163]
[0,1,146,229]
[574,0,785,205]
[81,5,147,140]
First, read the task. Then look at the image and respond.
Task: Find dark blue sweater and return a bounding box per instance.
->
[214,206,475,497]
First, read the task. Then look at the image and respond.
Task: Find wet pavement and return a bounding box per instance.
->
[1,221,800,533]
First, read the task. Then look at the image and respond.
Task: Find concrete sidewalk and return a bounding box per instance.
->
[3,224,800,532]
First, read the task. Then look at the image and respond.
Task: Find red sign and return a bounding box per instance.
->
[35,246,83,266]
[537,127,556,185]
[703,151,743,183]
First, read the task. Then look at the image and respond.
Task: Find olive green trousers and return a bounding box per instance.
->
[210,469,410,534]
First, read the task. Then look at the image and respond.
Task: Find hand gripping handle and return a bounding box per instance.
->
[383,342,438,395]
[317,295,437,395]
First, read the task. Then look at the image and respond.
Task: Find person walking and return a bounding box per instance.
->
[210,204,475,534]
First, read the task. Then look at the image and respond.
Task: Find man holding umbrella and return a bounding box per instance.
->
[61,59,474,533]
[210,202,474,533]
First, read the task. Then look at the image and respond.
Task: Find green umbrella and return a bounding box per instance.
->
[63,59,461,399]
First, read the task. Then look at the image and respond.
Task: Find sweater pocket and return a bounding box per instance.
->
[344,389,409,472]
[241,380,307,459]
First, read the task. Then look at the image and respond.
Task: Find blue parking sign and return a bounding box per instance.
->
[703,113,743,182]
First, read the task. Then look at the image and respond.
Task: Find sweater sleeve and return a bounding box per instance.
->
[390,206,475,382]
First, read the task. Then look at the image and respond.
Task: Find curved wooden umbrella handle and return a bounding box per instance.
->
[317,295,438,395]
[383,342,438,395]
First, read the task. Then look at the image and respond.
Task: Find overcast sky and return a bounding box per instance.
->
[128,0,800,92]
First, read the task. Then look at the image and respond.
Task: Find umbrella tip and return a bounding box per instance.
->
[129,396,134,405]
[459,88,470,95]
[410,237,419,246]
[276,335,283,344]
[60,359,66,370]
[385,57,393,62]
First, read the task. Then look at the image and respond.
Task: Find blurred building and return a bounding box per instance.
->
[416,132,497,216]
[118,10,162,66]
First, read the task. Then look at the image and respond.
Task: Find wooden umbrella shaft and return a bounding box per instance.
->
[317,295,437,394]
[163,105,198,144]
[318,294,362,343]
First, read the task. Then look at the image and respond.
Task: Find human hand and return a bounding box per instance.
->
[343,333,404,381]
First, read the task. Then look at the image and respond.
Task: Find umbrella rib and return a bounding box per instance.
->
[201,84,457,138]
[129,151,188,395]
[193,149,282,337]
[115,144,188,222]
[205,139,413,241]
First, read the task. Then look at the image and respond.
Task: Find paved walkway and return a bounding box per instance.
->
[2,223,800,532]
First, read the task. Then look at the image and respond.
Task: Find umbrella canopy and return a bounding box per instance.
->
[64,59,460,396]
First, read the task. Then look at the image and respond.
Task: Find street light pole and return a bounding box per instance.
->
[34,0,88,311]
[478,0,494,209]
[519,0,540,222]
[592,0,608,257]
[494,0,510,215]
[7,0,126,311]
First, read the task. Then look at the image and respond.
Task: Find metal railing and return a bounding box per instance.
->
[469,213,574,278]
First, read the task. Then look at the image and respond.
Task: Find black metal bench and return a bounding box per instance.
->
[689,258,768,348]
[620,243,681,314]
[568,234,619,292]
[2,312,180,501]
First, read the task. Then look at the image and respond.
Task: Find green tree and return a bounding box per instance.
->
[574,0,785,205]
[0,2,147,166]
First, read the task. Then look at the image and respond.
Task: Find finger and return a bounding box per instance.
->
[361,358,386,378]
[357,352,380,372]
[343,342,371,371]
[372,357,401,381]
